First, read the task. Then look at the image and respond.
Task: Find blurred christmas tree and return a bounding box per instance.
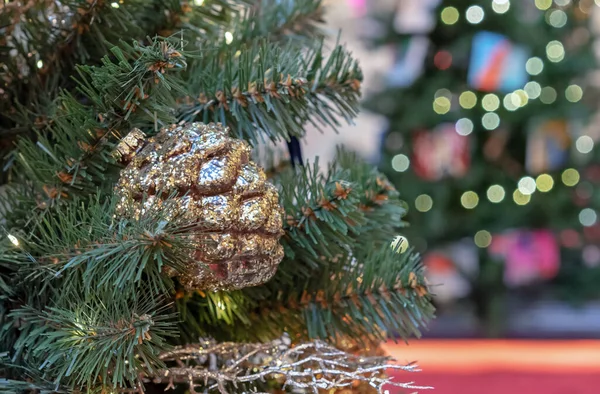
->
[0,1,435,393]
[365,0,600,336]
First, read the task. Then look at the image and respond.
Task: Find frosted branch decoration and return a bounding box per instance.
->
[142,335,431,394]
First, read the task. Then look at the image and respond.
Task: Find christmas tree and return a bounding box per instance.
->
[0,1,436,393]
[365,0,600,336]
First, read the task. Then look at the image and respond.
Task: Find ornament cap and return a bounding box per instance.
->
[114,128,147,164]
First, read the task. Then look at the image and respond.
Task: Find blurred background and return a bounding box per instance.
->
[301,0,600,392]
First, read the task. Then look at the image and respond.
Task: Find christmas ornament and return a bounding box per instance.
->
[115,122,284,291]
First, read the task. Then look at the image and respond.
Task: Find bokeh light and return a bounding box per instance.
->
[466,5,485,24]
[518,176,536,195]
[482,113,500,130]
[391,154,410,172]
[547,9,568,28]
[512,89,529,107]
[579,208,597,227]
[482,94,500,111]
[526,57,544,75]
[461,191,479,209]
[492,0,510,14]
[562,168,580,186]
[513,189,531,205]
[576,135,594,154]
[474,230,492,248]
[459,91,478,109]
[434,51,453,70]
[524,81,542,99]
[503,93,518,111]
[441,6,460,25]
[435,88,452,98]
[535,0,552,10]
[566,84,583,102]
[455,118,474,136]
[536,174,554,192]
[555,0,571,5]
[225,31,234,44]
[386,132,404,150]
[415,194,434,212]
[433,96,451,114]
[540,87,557,104]
[546,40,565,62]
[487,185,506,203]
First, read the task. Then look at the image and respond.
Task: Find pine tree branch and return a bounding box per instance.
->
[14,37,187,200]
[9,290,176,391]
[180,39,362,143]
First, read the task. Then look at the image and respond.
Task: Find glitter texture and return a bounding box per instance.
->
[115,122,284,291]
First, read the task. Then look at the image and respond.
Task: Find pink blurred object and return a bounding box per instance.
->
[412,124,470,181]
[489,229,560,287]
[347,0,367,17]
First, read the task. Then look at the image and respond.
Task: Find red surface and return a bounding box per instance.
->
[382,340,600,394]
[387,371,600,394]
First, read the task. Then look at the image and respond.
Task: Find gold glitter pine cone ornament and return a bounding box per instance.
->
[114,122,285,291]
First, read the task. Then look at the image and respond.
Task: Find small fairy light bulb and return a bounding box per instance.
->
[36,60,43,69]
[194,0,205,5]
[111,2,119,8]
[225,31,234,45]
[8,234,19,246]
[391,235,409,254]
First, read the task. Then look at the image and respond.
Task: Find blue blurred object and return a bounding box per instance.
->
[468,31,529,93]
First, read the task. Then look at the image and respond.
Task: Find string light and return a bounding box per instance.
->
[555,0,571,5]
[536,174,554,192]
[225,31,234,44]
[461,191,479,209]
[194,0,205,4]
[513,189,531,205]
[433,97,451,114]
[415,194,434,212]
[474,230,492,248]
[391,154,410,172]
[482,94,500,111]
[7,234,19,246]
[518,176,536,195]
[579,208,597,227]
[535,0,552,10]
[526,57,544,75]
[524,81,542,99]
[459,91,477,109]
[36,60,43,69]
[455,118,474,136]
[546,41,565,62]
[482,112,500,130]
[540,87,557,104]
[492,0,510,14]
[547,9,568,28]
[487,185,506,203]
[575,135,594,154]
[441,7,460,25]
[111,2,119,8]
[565,84,583,102]
[561,168,580,186]
[466,6,485,24]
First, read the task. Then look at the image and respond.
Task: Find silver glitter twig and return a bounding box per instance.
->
[140,334,432,394]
